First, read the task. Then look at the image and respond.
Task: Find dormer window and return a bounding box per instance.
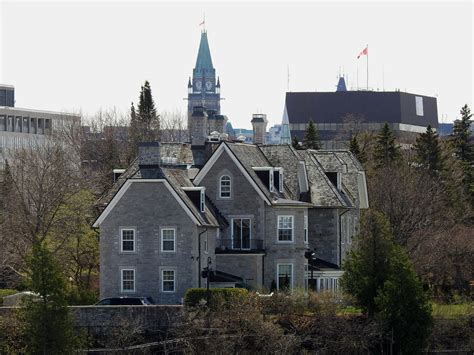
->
[182,186,206,213]
[253,167,283,193]
[274,167,284,193]
[325,172,341,190]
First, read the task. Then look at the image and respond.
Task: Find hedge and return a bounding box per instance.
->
[0,289,18,306]
[184,288,248,308]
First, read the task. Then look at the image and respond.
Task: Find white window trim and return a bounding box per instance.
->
[219,175,232,199]
[120,267,136,293]
[231,218,252,250]
[304,215,308,244]
[276,263,294,290]
[161,228,176,253]
[277,215,294,243]
[161,268,176,293]
[120,228,136,253]
[200,188,206,213]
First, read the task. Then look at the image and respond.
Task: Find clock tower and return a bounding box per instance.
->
[187,30,221,121]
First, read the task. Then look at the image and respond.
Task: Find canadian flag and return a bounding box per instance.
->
[357,46,368,59]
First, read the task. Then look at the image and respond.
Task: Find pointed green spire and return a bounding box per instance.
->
[193,31,215,77]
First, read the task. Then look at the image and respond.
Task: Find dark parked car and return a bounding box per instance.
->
[95,297,154,305]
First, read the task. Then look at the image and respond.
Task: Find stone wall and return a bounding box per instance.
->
[0,305,184,334]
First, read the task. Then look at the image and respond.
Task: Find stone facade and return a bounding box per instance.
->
[99,181,218,305]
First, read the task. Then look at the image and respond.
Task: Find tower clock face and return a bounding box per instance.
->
[195,80,202,90]
[205,81,212,90]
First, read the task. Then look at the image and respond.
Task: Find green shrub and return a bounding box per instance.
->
[184,288,248,308]
[0,289,18,306]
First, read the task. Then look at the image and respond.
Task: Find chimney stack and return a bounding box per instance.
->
[138,142,161,167]
[189,106,208,146]
[251,114,268,145]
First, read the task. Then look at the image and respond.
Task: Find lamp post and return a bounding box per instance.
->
[304,249,317,291]
[206,257,212,304]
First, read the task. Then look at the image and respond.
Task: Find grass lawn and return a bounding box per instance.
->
[0,289,18,306]
[431,303,473,318]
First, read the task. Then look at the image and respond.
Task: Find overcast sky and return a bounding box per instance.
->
[1,0,472,128]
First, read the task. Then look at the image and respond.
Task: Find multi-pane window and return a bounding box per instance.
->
[278,216,293,242]
[121,269,135,292]
[162,270,175,292]
[277,264,293,290]
[121,229,135,252]
[232,218,251,250]
[220,175,231,198]
[161,229,176,252]
[316,277,340,293]
[304,215,308,244]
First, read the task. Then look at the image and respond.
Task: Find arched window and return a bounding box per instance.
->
[219,175,231,198]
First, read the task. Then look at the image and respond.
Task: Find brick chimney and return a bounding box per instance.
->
[189,106,208,146]
[251,114,268,145]
[138,142,161,167]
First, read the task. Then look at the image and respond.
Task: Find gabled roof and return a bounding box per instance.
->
[298,150,352,208]
[193,142,273,205]
[96,143,193,207]
[259,144,303,201]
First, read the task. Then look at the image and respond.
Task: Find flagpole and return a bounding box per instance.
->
[366,44,369,90]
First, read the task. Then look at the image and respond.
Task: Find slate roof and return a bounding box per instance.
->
[310,150,363,205]
[224,142,292,203]
[94,143,220,227]
[259,144,302,201]
[297,150,352,208]
[96,143,194,208]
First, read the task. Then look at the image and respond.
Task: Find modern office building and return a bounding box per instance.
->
[284,77,439,148]
[0,85,80,166]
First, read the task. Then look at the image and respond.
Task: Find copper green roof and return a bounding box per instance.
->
[193,31,215,77]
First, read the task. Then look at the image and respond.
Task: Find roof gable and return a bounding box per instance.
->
[93,179,203,228]
[193,142,272,205]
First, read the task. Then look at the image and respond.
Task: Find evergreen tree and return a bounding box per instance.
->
[414,125,444,172]
[451,104,473,163]
[373,123,400,168]
[22,242,81,353]
[303,120,321,150]
[292,136,301,150]
[349,135,367,164]
[341,211,432,354]
[137,80,159,142]
[129,81,161,159]
[450,105,473,202]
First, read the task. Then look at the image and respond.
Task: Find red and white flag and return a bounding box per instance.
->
[357,46,368,59]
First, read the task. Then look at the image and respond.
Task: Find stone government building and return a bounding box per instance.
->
[93,30,369,304]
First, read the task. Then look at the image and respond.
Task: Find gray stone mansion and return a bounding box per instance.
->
[92,31,369,304]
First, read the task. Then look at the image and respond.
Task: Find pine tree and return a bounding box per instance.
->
[341,211,432,353]
[450,105,474,204]
[349,135,367,164]
[129,81,161,159]
[22,242,81,353]
[373,123,400,168]
[137,80,159,142]
[303,120,321,150]
[414,125,443,172]
[451,104,472,162]
[292,136,301,150]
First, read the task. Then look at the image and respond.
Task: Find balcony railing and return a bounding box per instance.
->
[215,238,264,252]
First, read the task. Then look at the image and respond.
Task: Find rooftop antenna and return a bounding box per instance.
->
[382,65,385,91]
[287,65,290,92]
